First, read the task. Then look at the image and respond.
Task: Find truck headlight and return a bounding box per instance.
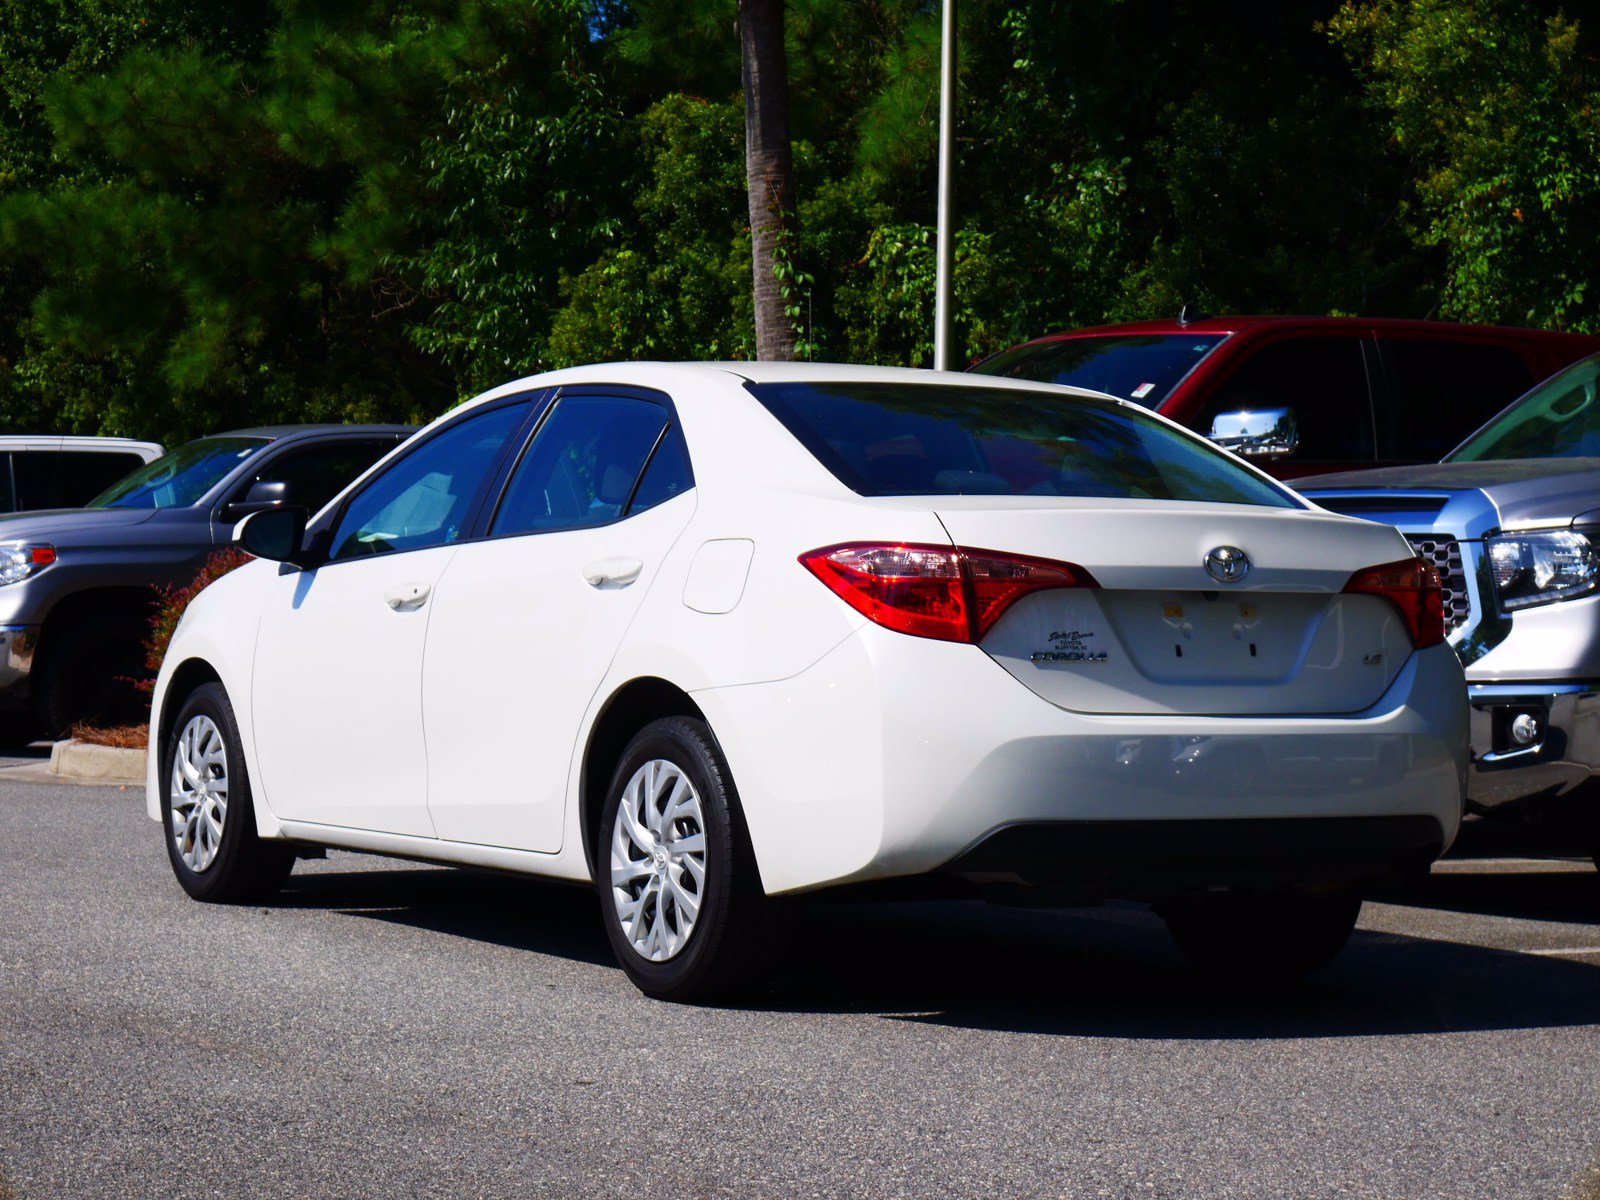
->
[1488,529,1600,610]
[0,544,56,586]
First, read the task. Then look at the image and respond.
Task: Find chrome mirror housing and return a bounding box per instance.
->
[1209,407,1300,460]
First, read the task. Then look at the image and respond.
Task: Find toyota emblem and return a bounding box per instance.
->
[1204,545,1251,584]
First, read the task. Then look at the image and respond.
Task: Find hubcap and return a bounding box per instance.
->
[170,715,228,873]
[609,759,707,962]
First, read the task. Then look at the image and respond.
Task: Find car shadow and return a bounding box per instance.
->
[274,858,1600,1040]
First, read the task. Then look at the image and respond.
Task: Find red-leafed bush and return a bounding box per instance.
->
[137,547,253,696]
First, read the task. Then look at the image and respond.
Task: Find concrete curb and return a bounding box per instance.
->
[48,739,147,786]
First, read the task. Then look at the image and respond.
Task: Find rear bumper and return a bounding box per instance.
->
[1465,681,1600,810]
[943,816,1444,898]
[696,631,1468,896]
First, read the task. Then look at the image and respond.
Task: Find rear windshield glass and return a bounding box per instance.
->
[89,437,269,509]
[972,334,1225,406]
[1448,353,1600,461]
[750,382,1299,508]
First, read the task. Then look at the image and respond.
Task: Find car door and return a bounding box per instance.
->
[1189,333,1379,478]
[422,388,696,852]
[251,399,536,836]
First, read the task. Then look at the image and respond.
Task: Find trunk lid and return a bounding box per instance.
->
[922,498,1419,716]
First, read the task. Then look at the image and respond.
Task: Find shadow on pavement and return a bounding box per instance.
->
[272,857,1600,1041]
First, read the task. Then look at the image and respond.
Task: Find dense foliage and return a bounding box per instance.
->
[0,0,1594,441]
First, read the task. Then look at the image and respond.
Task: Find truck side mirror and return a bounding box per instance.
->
[234,506,309,565]
[223,479,292,521]
[1209,407,1300,460]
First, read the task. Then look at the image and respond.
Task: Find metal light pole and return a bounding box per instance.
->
[933,0,957,371]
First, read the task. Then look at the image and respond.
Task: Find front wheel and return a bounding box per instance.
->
[1160,893,1363,981]
[161,682,294,903]
[597,717,768,1002]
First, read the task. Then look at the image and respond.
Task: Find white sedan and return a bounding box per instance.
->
[148,363,1467,1000]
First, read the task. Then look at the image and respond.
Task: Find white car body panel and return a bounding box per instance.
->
[148,362,1468,899]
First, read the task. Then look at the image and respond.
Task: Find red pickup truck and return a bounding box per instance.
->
[972,315,1600,478]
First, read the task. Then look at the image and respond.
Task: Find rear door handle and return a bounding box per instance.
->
[384,582,431,611]
[582,557,644,589]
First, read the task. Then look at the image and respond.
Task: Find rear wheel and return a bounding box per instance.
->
[1160,893,1363,981]
[34,613,148,737]
[160,682,293,903]
[597,717,768,1002]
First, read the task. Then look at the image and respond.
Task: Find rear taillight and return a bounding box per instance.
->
[1343,558,1445,649]
[799,542,1097,643]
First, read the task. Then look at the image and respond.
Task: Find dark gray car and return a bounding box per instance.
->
[0,424,412,737]
[1301,353,1600,857]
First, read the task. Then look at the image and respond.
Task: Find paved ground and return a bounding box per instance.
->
[2,762,1598,1199]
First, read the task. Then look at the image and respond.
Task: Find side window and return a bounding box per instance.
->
[329,402,531,561]
[490,396,669,536]
[231,439,398,515]
[1377,339,1536,461]
[48,452,146,508]
[1200,337,1375,462]
[629,423,694,514]
[10,451,56,511]
[0,456,17,513]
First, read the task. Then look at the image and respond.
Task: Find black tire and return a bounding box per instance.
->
[1160,893,1363,981]
[596,716,768,1002]
[34,613,149,737]
[160,682,294,903]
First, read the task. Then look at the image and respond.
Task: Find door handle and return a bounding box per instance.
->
[384,581,431,611]
[582,557,644,589]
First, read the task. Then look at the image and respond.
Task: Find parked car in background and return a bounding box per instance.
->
[148,363,1465,1000]
[0,435,162,512]
[1300,352,1600,864]
[0,424,412,739]
[972,315,1600,478]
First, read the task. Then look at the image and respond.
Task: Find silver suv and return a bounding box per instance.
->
[1301,353,1600,862]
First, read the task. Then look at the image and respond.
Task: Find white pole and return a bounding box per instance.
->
[933,0,957,371]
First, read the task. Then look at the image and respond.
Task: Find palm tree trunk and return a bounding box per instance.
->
[740,0,798,361]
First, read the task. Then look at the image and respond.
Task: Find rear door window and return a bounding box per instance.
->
[1376,339,1535,461]
[47,452,148,508]
[1196,337,1375,463]
[490,395,671,536]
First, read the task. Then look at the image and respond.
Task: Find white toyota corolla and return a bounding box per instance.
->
[148,363,1467,999]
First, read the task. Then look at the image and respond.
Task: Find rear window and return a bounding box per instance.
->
[972,334,1225,406]
[1449,353,1600,461]
[750,382,1299,508]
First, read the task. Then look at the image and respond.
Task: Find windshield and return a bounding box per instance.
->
[972,333,1226,406]
[89,437,270,509]
[1449,354,1600,462]
[750,381,1299,508]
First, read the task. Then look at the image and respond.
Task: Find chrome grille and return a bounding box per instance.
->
[1406,536,1471,635]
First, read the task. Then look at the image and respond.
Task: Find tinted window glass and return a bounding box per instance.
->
[43,452,147,509]
[974,334,1225,406]
[10,451,58,511]
[751,382,1298,508]
[330,403,530,560]
[90,438,269,509]
[491,396,668,536]
[1199,337,1374,462]
[1378,339,1535,461]
[1450,353,1600,461]
[233,439,400,515]
[0,457,17,513]
[630,424,694,514]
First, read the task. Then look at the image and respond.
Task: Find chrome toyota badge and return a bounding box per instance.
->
[1204,545,1251,584]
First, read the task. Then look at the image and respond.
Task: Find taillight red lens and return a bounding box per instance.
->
[799,542,1097,643]
[1343,557,1446,649]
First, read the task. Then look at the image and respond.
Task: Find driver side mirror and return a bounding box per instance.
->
[235,506,309,565]
[1208,407,1300,461]
[222,479,292,521]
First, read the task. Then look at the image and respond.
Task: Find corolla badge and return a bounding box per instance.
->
[1204,545,1251,584]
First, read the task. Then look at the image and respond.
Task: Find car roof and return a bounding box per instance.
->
[1005,315,1600,347]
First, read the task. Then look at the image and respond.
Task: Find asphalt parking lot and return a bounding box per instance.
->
[2,765,1598,1200]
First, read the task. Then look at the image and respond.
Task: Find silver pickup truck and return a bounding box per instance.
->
[1298,353,1600,863]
